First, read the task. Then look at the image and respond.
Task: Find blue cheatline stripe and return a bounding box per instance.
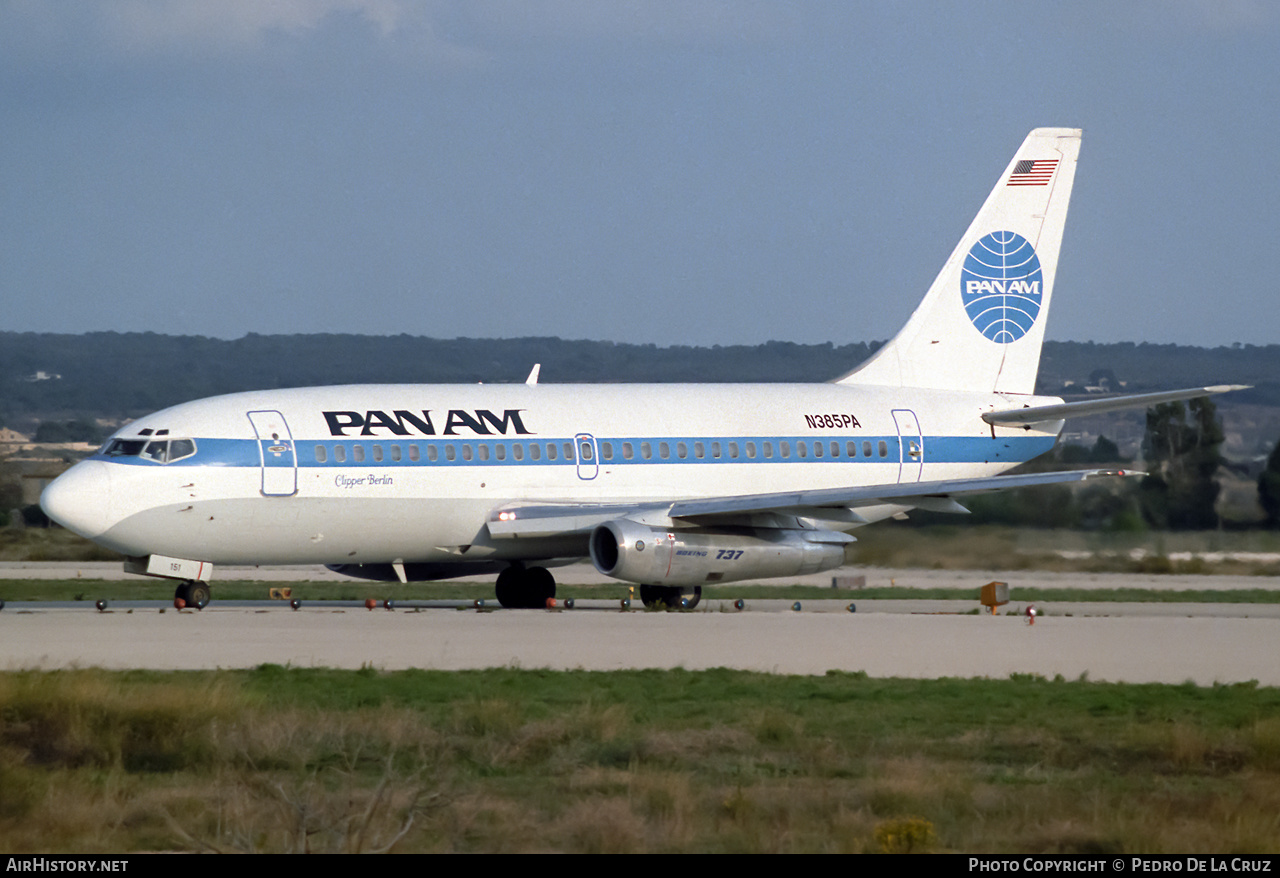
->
[94,434,1056,468]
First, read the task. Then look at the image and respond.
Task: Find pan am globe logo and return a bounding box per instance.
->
[960,231,1043,344]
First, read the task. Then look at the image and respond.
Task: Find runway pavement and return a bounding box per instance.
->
[1,562,1276,684]
[0,597,1275,685]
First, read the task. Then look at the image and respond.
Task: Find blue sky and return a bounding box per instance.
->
[2,1,1277,348]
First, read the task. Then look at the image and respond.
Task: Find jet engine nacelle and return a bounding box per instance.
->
[588,518,847,587]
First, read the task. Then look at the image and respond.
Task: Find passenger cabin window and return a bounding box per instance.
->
[315,445,328,463]
[729,442,739,459]
[353,445,365,463]
[600,442,613,460]
[335,445,347,463]
[746,442,757,459]
[863,440,873,458]
[530,444,541,461]
[580,442,593,461]
[622,442,634,460]
[372,445,383,462]
[390,445,401,462]
[659,442,670,459]
[847,441,857,458]
[513,444,524,461]
[878,440,888,458]
[676,442,687,459]
[410,445,421,462]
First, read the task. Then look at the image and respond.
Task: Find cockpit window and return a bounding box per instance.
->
[103,438,196,462]
[104,439,146,457]
[168,439,196,461]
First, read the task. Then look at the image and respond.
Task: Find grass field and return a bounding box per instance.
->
[1,667,1279,853]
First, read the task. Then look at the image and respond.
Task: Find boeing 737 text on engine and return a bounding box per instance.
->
[40,129,1246,609]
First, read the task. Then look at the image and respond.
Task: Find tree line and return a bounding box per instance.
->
[1,332,1278,422]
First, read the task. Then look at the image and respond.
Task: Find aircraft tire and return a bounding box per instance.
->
[187,581,211,610]
[494,566,522,609]
[526,566,556,608]
[495,566,557,609]
[639,584,701,610]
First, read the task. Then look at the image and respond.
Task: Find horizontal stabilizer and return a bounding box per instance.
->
[983,385,1250,426]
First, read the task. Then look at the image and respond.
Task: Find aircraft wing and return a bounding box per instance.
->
[983,385,1250,426]
[486,468,1137,538]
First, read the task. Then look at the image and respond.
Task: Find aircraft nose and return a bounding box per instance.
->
[40,460,116,540]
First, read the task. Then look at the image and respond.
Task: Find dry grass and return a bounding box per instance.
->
[2,668,1280,852]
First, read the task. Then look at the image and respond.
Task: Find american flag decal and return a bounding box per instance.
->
[1007,158,1058,186]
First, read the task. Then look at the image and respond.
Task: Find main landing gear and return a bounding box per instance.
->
[639,585,702,610]
[494,565,556,609]
[174,580,210,609]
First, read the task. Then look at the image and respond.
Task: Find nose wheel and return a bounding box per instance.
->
[174,580,211,609]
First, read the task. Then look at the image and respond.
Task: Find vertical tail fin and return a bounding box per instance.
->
[837,128,1081,395]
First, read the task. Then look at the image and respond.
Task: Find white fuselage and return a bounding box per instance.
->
[40,382,1061,570]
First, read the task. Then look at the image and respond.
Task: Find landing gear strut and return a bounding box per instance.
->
[494,565,556,609]
[639,584,702,610]
[174,580,211,609]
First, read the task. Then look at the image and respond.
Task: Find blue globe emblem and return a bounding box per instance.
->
[960,231,1043,344]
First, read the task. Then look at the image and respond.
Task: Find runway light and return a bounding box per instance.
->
[792,601,802,612]
[847,603,857,613]
[365,598,377,611]
[620,598,631,610]
[96,599,107,612]
[383,599,394,611]
[545,598,556,610]
[565,598,575,609]
[734,599,744,610]
[473,598,485,609]
[174,598,186,610]
[290,599,301,611]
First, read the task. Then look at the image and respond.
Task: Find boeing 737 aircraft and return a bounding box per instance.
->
[40,128,1244,609]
